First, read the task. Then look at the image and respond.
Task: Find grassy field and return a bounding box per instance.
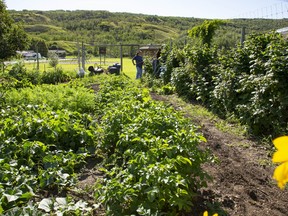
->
[16,57,137,79]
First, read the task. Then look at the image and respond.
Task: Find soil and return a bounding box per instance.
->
[79,89,288,216]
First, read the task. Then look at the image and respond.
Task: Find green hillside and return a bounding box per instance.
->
[9,10,288,56]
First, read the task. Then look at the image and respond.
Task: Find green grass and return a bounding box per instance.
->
[17,57,137,79]
[165,94,248,138]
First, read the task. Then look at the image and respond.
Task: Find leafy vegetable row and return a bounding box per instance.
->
[0,74,210,215]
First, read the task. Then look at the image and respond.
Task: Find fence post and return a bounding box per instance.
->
[82,41,85,71]
[120,43,123,72]
[36,45,39,71]
[241,27,246,47]
[77,40,81,70]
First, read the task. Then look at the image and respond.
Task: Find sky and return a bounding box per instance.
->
[4,0,288,19]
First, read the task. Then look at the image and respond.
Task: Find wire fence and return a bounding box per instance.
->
[234,2,288,19]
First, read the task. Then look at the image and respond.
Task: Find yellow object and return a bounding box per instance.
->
[203,211,218,216]
[272,136,288,189]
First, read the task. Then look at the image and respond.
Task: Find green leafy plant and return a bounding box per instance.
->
[160,45,185,84]
[5,83,96,113]
[171,66,193,98]
[211,32,288,136]
[188,20,225,47]
[48,51,59,69]
[0,75,112,214]
[0,74,212,215]
[93,76,210,215]
[38,197,93,215]
[41,67,71,84]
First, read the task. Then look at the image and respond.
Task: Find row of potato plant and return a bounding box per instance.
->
[93,76,210,215]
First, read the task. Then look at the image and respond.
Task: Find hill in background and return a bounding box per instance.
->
[9,10,288,56]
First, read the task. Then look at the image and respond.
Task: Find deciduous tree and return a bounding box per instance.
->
[29,38,48,57]
[0,0,30,71]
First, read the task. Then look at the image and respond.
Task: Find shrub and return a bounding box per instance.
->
[183,44,218,103]
[171,66,193,98]
[8,61,27,80]
[160,45,185,84]
[211,32,288,136]
[48,51,59,69]
[41,67,71,84]
[8,61,41,87]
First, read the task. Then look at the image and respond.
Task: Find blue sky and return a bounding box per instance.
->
[4,0,288,19]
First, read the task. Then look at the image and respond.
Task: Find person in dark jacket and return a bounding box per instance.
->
[132,51,144,79]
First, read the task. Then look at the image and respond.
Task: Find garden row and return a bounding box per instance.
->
[0,70,211,215]
[150,31,288,138]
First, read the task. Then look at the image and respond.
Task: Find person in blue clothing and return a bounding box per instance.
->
[132,51,144,79]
